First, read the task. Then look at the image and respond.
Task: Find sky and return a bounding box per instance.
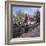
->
[12,6,40,16]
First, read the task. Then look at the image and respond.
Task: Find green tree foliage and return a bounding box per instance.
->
[14,10,25,24]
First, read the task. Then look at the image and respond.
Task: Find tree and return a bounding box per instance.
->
[14,10,25,24]
[35,9,40,24]
[23,14,28,23]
